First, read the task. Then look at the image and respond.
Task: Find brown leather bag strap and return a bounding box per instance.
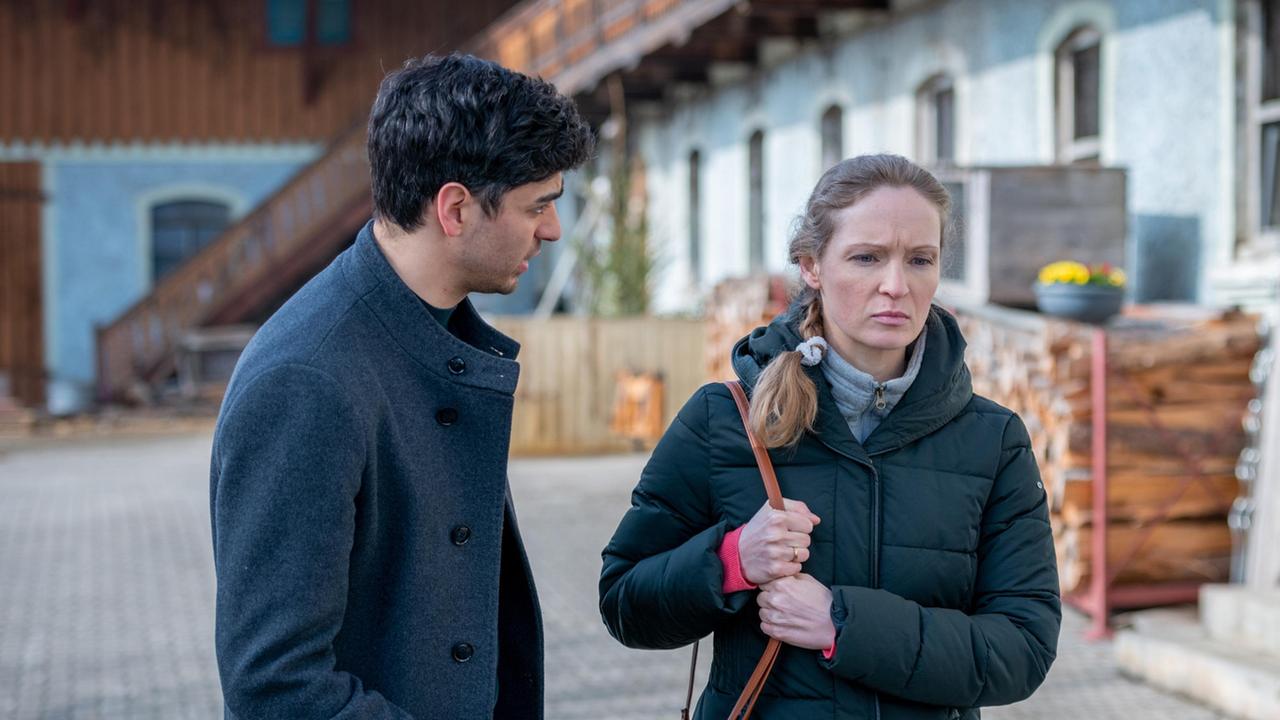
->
[681,637,698,720]
[724,381,784,512]
[736,640,782,718]
[680,381,785,720]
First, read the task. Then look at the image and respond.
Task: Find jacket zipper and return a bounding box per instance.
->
[871,457,882,720]
[874,383,887,410]
[811,439,884,720]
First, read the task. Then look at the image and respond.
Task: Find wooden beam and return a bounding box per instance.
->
[626,56,710,85]
[647,38,759,64]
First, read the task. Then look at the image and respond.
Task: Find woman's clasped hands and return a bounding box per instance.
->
[737,498,837,651]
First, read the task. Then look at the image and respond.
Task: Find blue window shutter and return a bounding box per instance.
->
[316,0,351,45]
[267,0,307,47]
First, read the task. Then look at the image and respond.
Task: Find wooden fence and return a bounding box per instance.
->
[489,316,707,456]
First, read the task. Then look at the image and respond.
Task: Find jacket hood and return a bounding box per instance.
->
[730,302,974,455]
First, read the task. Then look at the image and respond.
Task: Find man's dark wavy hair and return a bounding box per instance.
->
[367,53,595,231]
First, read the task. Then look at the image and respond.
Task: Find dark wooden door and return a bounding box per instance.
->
[0,162,44,407]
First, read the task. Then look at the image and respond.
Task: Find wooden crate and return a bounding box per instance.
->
[935,165,1127,308]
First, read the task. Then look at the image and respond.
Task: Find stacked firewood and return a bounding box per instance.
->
[705,276,790,381]
[952,303,1261,595]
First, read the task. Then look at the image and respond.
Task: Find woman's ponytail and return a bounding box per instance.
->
[748,294,826,448]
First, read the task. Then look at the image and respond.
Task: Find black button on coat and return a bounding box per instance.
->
[452,525,473,545]
[599,305,1060,719]
[211,221,542,719]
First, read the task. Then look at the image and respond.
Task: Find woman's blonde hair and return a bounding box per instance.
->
[749,154,951,448]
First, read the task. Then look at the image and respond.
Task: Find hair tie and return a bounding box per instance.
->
[794,336,828,367]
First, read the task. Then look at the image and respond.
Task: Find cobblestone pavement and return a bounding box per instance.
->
[0,434,1230,719]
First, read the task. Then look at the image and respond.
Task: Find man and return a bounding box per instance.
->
[210,54,593,719]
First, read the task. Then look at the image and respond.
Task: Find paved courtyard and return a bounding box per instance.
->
[0,432,1232,719]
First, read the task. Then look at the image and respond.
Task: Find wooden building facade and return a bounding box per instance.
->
[0,0,519,144]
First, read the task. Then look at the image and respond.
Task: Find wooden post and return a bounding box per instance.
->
[1246,308,1280,589]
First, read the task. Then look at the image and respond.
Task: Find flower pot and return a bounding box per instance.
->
[1033,282,1124,324]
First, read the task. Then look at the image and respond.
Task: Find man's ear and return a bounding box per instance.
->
[798,255,821,290]
[434,182,472,238]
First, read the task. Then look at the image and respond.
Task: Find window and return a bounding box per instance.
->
[688,150,702,282]
[916,75,955,167]
[1257,1,1280,239]
[1264,121,1280,230]
[748,130,765,273]
[820,105,844,171]
[939,180,966,283]
[152,200,231,283]
[267,0,351,47]
[267,0,306,45]
[1241,1,1280,255]
[1055,26,1102,164]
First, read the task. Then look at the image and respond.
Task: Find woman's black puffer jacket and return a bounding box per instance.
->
[599,305,1060,719]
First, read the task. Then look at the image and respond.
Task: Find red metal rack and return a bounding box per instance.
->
[1065,328,1241,639]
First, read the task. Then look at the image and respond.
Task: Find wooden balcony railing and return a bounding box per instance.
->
[469,0,740,96]
[95,122,371,402]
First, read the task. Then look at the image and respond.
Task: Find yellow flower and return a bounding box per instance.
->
[1109,269,1127,287]
[1038,261,1091,285]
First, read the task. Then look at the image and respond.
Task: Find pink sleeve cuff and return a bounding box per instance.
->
[822,642,836,660]
[718,526,756,594]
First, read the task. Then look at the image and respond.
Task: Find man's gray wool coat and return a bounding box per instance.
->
[211,220,542,719]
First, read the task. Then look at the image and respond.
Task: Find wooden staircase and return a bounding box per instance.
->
[95,122,372,403]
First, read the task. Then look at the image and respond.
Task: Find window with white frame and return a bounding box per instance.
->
[151,199,231,282]
[748,130,766,273]
[1055,26,1102,164]
[939,178,966,283]
[688,149,702,282]
[820,105,844,171]
[1247,0,1280,252]
[916,75,955,167]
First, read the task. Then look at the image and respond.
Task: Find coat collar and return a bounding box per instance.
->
[338,220,521,396]
[731,302,973,457]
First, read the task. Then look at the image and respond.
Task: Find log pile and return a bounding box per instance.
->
[951,302,1261,596]
[704,276,790,381]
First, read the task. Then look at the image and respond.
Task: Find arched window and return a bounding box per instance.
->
[151,199,231,282]
[688,149,702,282]
[916,74,955,167]
[748,130,766,273]
[820,105,844,171]
[1055,26,1102,164]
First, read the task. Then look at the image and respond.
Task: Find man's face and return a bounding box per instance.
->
[458,173,564,295]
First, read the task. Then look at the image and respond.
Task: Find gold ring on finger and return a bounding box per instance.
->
[791,546,800,563]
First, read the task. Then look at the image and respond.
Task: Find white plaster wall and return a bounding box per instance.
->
[640,0,1232,312]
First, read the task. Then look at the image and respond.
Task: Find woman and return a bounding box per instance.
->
[599,154,1060,719]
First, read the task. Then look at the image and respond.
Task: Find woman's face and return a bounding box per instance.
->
[798,186,942,373]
